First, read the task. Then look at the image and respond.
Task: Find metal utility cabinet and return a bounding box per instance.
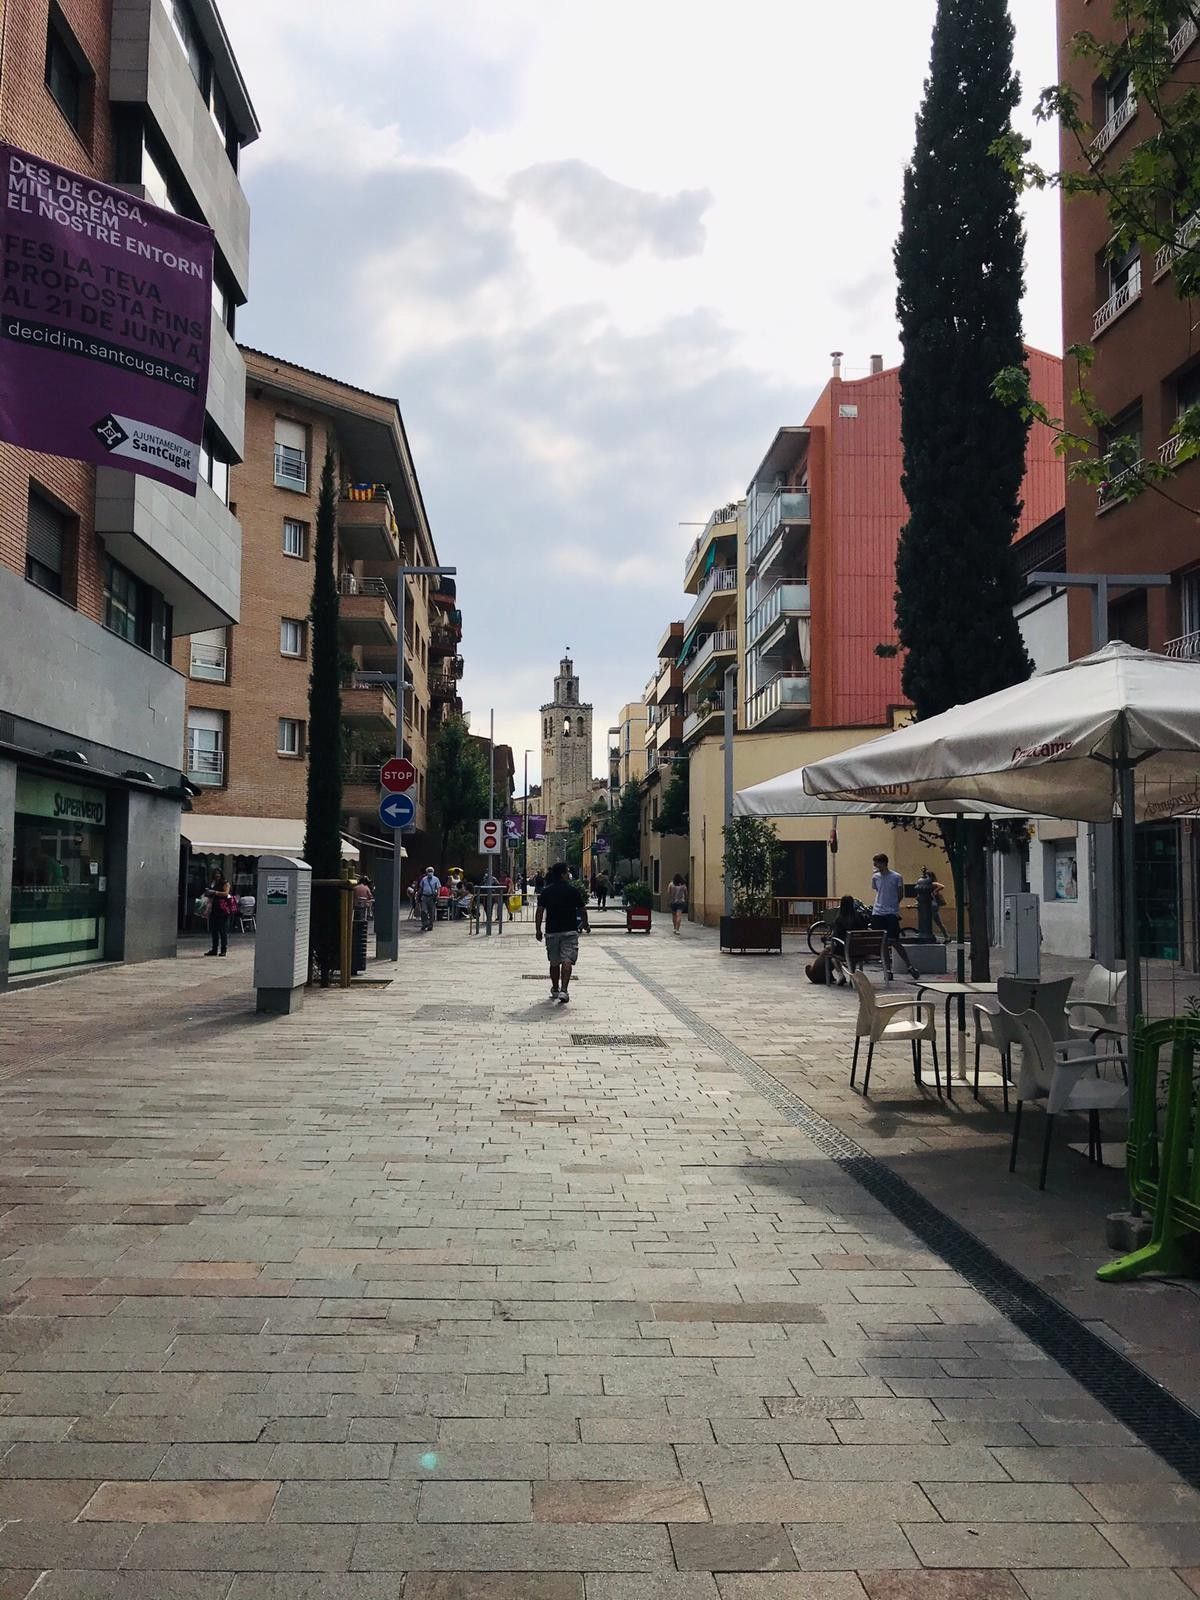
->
[254,855,311,1013]
[1003,891,1042,981]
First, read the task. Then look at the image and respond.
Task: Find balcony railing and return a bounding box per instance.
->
[748,581,811,643]
[337,571,397,617]
[1089,94,1137,158]
[683,689,726,742]
[683,565,737,633]
[186,747,224,786]
[1154,210,1200,279]
[746,672,812,727]
[273,443,308,493]
[681,627,737,686]
[1165,630,1200,660]
[1161,433,1186,468]
[189,641,227,682]
[1093,264,1141,337]
[683,501,740,582]
[342,761,382,789]
[747,487,811,567]
[1097,458,1144,509]
[345,671,397,702]
[1170,15,1198,61]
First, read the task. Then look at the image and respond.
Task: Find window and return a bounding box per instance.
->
[1177,364,1200,419]
[211,269,236,334]
[169,0,206,93]
[45,11,90,138]
[278,718,304,757]
[26,489,69,598]
[186,710,224,786]
[104,558,172,660]
[198,421,232,505]
[282,518,307,559]
[190,627,227,681]
[274,419,308,492]
[280,618,306,657]
[208,77,239,169]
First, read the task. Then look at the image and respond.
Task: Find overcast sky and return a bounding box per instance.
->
[222,0,1062,786]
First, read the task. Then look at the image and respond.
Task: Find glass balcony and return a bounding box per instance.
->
[747,488,810,567]
[189,641,227,682]
[748,581,810,644]
[273,443,308,493]
[682,566,737,635]
[185,747,224,786]
[746,672,811,727]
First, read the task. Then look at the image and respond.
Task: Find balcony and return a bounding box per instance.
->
[683,501,740,591]
[1165,630,1200,660]
[652,712,684,750]
[683,689,726,743]
[431,670,462,702]
[654,661,684,705]
[429,621,461,657]
[1170,15,1198,61]
[185,747,224,787]
[683,565,737,635]
[1097,459,1144,510]
[1161,433,1187,469]
[274,444,308,494]
[342,761,382,814]
[747,488,811,569]
[337,573,398,648]
[681,627,737,691]
[1089,94,1137,159]
[1093,264,1142,337]
[746,672,812,729]
[341,673,397,734]
[189,641,227,682]
[1154,210,1200,280]
[748,581,811,645]
[338,487,401,564]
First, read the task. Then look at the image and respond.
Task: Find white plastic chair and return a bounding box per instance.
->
[1066,963,1127,1042]
[849,971,941,1098]
[971,976,1036,1105]
[1006,1009,1129,1190]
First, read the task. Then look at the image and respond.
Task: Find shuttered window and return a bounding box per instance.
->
[26,490,68,598]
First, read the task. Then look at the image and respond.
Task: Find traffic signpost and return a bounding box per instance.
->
[479,818,501,854]
[381,757,416,793]
[379,791,416,831]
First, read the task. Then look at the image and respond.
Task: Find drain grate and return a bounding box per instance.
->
[415,1005,494,1021]
[570,1033,665,1048]
[607,944,1200,1490]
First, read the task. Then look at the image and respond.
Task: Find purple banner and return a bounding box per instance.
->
[0,145,214,494]
[527,815,548,841]
[504,817,523,845]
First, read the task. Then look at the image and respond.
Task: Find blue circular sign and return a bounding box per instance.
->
[379,790,416,830]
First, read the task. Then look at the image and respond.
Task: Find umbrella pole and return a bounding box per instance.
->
[954,815,966,989]
[1118,757,1141,1042]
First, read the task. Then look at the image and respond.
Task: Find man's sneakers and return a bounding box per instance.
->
[558,990,570,1005]
[549,985,559,1000]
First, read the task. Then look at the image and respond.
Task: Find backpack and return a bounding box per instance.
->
[805,954,830,985]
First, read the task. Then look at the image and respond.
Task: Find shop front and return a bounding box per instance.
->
[179,815,360,932]
[9,773,109,977]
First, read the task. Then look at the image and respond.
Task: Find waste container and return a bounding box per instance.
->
[254,855,311,1014]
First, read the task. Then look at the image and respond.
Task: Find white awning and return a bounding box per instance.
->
[180,815,362,861]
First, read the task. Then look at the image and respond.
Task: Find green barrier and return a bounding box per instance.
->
[1098,1015,1200,1282]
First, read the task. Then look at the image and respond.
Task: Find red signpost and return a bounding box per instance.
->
[381,757,416,793]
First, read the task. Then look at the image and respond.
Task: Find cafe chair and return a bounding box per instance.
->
[971,976,1036,1107]
[1066,962,1127,1049]
[849,971,941,1099]
[1031,976,1075,1044]
[1006,1009,1129,1190]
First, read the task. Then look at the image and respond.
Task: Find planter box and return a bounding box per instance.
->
[907,941,948,975]
[720,915,783,954]
[626,907,652,934]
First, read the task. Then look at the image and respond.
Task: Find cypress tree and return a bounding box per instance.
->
[303,447,344,881]
[893,0,1033,976]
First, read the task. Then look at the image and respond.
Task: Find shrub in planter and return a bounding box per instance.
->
[623,880,653,933]
[720,817,783,954]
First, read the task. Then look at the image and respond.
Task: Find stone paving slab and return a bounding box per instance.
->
[0,934,1194,1597]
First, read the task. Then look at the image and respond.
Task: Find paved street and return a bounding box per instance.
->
[0,924,1198,1599]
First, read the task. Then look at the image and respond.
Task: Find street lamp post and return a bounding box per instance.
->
[523,749,531,891]
[392,561,455,963]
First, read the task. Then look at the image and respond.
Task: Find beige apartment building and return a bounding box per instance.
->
[176,347,452,912]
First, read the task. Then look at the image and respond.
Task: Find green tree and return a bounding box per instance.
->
[609,781,642,867]
[993,0,1200,504]
[303,449,343,980]
[426,715,490,866]
[893,0,1033,978]
[653,758,689,837]
[722,817,781,918]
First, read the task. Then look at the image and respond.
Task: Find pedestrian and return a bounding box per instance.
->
[418,865,441,932]
[594,871,610,910]
[480,867,501,935]
[204,879,236,957]
[869,853,916,981]
[667,873,688,934]
[353,875,374,922]
[533,869,545,895]
[535,861,585,1005]
[917,864,951,942]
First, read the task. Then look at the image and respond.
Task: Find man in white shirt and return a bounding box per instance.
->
[870,853,916,981]
[418,867,441,932]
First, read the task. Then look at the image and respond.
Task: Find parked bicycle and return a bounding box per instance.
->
[806,898,919,953]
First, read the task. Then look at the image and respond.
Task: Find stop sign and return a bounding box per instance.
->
[380,757,416,793]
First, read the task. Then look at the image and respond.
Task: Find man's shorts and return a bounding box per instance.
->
[545,931,579,965]
[868,913,902,941]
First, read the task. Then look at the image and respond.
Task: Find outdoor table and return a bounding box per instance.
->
[914,980,1002,1089]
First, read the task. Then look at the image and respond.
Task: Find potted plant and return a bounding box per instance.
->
[720,817,783,954]
[623,880,653,934]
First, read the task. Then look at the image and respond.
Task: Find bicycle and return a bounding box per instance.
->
[806,900,920,954]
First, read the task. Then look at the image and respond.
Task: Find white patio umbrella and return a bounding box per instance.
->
[734,772,1030,821]
[800,643,1200,1032]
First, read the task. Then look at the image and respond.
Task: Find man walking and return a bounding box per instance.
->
[418,865,441,933]
[869,852,916,981]
[535,862,585,1004]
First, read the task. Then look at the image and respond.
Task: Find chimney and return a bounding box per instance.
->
[870,354,883,375]
[831,351,843,379]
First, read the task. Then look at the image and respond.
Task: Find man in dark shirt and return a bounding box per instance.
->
[535,861,585,1004]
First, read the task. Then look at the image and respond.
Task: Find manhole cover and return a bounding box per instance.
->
[415,1005,494,1021]
[570,1034,665,1047]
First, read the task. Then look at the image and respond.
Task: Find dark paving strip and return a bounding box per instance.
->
[607,944,1200,1488]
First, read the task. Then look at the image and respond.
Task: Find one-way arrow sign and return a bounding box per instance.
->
[379,791,416,830]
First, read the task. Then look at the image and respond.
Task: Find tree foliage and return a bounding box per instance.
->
[894,0,1034,978]
[303,447,343,879]
[426,715,490,866]
[609,781,642,866]
[654,759,689,837]
[993,0,1200,505]
[722,817,781,919]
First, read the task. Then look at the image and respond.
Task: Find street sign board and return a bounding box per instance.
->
[379,791,416,830]
[479,818,501,854]
[380,757,416,793]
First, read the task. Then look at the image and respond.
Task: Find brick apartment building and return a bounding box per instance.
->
[1057,1,1200,964]
[0,0,257,987]
[176,346,455,914]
